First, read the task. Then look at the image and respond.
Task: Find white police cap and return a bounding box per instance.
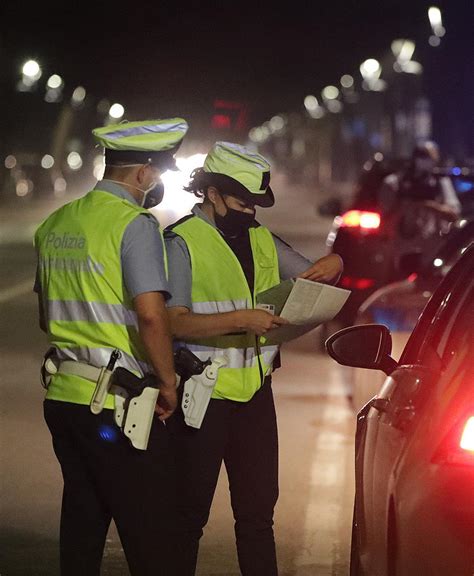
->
[92,118,188,170]
[203,141,274,207]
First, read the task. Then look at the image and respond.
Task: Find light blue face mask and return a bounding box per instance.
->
[105,163,163,206]
[142,182,165,208]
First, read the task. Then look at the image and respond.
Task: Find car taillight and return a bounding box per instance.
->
[340,276,376,290]
[340,210,381,231]
[460,417,474,452]
[432,415,474,466]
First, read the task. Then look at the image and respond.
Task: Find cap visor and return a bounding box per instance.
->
[254,186,274,207]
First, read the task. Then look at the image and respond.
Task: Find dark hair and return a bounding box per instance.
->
[184,168,235,198]
[184,168,215,199]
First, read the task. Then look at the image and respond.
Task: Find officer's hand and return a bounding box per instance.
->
[237,310,288,336]
[155,385,178,421]
[298,254,343,284]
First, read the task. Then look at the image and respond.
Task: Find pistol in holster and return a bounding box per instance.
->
[174,347,227,429]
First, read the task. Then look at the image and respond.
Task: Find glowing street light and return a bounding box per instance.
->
[19,59,42,91]
[428,6,445,41]
[360,59,381,80]
[391,39,422,74]
[109,103,125,119]
[360,58,387,91]
[269,115,285,132]
[22,59,42,80]
[71,86,87,107]
[322,85,340,100]
[304,95,319,111]
[391,39,415,63]
[67,152,83,171]
[47,74,63,89]
[45,74,64,103]
[340,74,354,88]
[428,7,442,29]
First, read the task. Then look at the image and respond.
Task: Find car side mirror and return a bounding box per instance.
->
[325,324,398,375]
[318,197,342,217]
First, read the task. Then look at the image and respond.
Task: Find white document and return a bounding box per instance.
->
[256,278,351,345]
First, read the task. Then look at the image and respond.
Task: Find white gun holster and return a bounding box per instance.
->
[180,357,227,429]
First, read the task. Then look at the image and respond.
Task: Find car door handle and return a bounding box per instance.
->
[394,405,416,423]
[370,397,390,412]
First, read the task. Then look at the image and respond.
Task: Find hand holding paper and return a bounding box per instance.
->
[256,278,350,345]
[236,309,288,336]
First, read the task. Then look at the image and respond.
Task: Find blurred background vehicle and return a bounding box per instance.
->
[326,241,474,576]
[318,157,474,338]
[350,217,474,411]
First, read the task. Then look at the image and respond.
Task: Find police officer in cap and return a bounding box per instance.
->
[164,141,343,575]
[34,118,188,576]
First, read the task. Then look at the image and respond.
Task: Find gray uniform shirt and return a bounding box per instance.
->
[164,204,313,309]
[34,180,170,300]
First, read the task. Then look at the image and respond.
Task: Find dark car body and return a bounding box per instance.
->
[326,243,474,576]
[350,219,474,411]
[322,158,474,328]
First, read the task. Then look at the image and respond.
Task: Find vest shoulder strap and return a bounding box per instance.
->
[165,213,195,235]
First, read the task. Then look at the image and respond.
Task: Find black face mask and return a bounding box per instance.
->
[215,206,256,237]
[142,182,165,209]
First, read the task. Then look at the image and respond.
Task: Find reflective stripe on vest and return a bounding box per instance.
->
[182,342,280,369]
[35,189,158,406]
[171,216,280,402]
[47,299,138,327]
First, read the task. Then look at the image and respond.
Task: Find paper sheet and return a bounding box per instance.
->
[256,278,351,345]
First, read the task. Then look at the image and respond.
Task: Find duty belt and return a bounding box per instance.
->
[41,350,160,450]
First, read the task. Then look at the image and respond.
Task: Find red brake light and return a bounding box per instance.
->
[340,210,381,230]
[432,415,474,466]
[340,276,376,290]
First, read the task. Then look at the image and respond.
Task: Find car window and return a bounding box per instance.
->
[430,226,474,275]
[436,283,474,366]
[400,248,474,367]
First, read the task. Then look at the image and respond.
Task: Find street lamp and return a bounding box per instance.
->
[304,95,325,119]
[18,59,42,91]
[321,86,342,113]
[22,59,42,81]
[391,39,423,74]
[428,6,445,46]
[71,86,87,108]
[359,58,386,91]
[109,103,125,119]
[340,74,354,89]
[45,74,64,102]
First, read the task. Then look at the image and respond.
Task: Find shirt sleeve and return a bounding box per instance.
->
[272,234,313,279]
[121,214,170,300]
[163,232,193,309]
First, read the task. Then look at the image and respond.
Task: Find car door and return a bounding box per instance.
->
[362,245,474,574]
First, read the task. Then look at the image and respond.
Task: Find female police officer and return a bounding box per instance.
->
[164,142,343,575]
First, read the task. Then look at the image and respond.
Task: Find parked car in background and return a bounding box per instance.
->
[350,218,474,412]
[319,157,474,332]
[326,242,474,576]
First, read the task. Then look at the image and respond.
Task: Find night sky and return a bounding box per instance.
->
[1,0,472,155]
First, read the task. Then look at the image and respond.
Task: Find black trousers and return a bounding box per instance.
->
[44,400,179,576]
[168,380,279,576]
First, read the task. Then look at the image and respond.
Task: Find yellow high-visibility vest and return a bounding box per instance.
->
[35,189,161,408]
[170,215,280,402]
